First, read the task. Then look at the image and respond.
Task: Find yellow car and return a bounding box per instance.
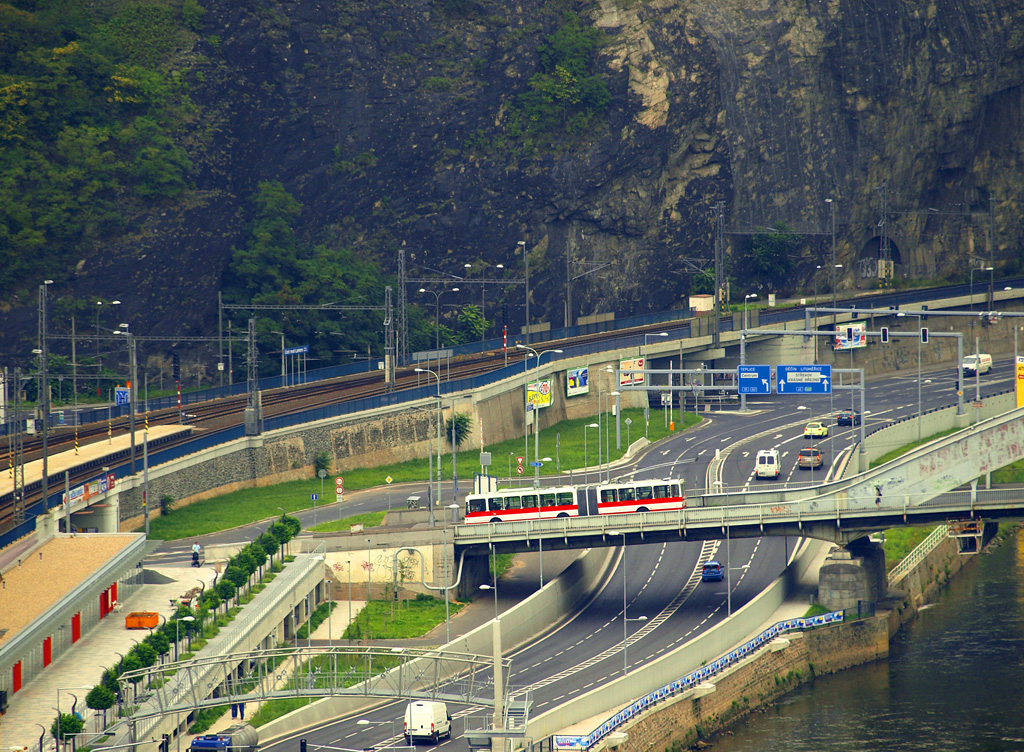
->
[804,421,828,438]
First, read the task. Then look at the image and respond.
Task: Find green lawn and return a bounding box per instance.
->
[869,427,960,467]
[144,407,703,540]
[342,595,465,641]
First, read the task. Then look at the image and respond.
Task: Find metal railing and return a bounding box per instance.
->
[887,524,949,587]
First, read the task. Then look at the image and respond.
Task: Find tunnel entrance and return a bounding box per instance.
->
[857,236,903,280]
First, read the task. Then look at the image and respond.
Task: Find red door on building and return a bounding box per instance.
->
[12,661,22,693]
[71,613,81,642]
[100,590,109,618]
[43,636,52,667]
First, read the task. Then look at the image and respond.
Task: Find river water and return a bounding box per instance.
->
[709,528,1024,751]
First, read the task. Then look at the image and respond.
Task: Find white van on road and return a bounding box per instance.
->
[404,701,452,744]
[962,353,992,376]
[755,449,781,479]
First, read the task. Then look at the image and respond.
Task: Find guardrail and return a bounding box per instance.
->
[551,610,847,750]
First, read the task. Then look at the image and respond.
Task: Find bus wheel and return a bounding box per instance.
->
[637,507,649,513]
[490,517,502,523]
[557,512,570,518]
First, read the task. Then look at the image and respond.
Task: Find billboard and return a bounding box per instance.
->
[833,322,867,351]
[566,367,589,397]
[527,379,553,410]
[1017,356,1024,409]
[619,358,645,386]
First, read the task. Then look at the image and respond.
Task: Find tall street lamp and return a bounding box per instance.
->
[441,502,460,641]
[584,423,599,484]
[480,583,499,621]
[174,615,195,661]
[602,390,620,483]
[56,686,92,752]
[270,330,286,383]
[642,332,668,363]
[415,368,442,528]
[826,197,837,326]
[419,287,459,365]
[897,311,926,440]
[113,328,137,474]
[515,344,563,489]
[969,265,993,313]
[606,530,645,675]
[740,294,757,412]
[518,241,529,346]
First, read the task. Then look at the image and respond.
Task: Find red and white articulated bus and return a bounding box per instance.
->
[464,479,685,524]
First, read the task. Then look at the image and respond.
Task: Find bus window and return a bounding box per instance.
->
[539,493,556,507]
[556,492,573,506]
[637,486,654,500]
[468,498,487,514]
[653,484,669,498]
[671,483,682,497]
[521,494,538,509]
[600,489,617,504]
[505,496,521,510]
[488,497,504,511]
[618,487,636,502]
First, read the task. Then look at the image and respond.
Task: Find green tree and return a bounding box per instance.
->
[744,223,798,292]
[445,413,472,449]
[216,578,236,609]
[51,712,85,744]
[454,305,487,344]
[85,685,116,727]
[224,564,249,591]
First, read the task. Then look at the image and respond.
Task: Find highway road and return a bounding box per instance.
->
[194,358,1015,752]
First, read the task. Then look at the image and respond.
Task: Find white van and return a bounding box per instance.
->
[404,701,452,744]
[962,354,992,376]
[755,449,781,479]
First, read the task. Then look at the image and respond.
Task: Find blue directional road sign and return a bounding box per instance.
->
[776,364,832,394]
[737,365,771,394]
[114,386,131,406]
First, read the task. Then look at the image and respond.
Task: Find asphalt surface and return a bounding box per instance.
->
[162,358,1014,752]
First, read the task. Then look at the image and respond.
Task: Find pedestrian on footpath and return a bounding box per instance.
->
[192,541,202,567]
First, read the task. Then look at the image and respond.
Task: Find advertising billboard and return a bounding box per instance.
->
[833,322,867,351]
[527,379,553,410]
[566,366,589,397]
[619,358,645,386]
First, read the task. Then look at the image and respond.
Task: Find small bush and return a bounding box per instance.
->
[160,495,174,516]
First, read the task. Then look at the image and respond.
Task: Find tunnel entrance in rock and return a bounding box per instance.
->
[856,236,903,280]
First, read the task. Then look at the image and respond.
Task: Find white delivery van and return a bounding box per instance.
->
[962,354,992,376]
[404,701,452,744]
[755,449,781,479]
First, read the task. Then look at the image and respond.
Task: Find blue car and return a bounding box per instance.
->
[701,561,724,582]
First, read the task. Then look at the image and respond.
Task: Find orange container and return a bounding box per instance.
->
[125,612,159,629]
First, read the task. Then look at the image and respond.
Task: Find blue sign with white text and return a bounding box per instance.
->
[776,364,832,394]
[114,387,131,406]
[737,365,771,394]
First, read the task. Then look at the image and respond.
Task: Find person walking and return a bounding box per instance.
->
[191,541,202,567]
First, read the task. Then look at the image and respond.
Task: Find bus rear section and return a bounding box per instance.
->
[464,486,582,523]
[596,479,685,515]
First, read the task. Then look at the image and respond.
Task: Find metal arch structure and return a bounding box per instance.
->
[115,645,511,723]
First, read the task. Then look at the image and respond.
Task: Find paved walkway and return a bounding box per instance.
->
[0,562,219,750]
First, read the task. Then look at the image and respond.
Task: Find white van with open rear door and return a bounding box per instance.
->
[404,701,452,744]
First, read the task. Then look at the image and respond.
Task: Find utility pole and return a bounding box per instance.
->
[713,201,725,348]
[398,245,408,367]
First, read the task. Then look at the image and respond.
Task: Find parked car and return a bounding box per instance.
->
[836,408,861,426]
[797,447,823,469]
[701,561,724,582]
[755,448,781,479]
[804,421,829,438]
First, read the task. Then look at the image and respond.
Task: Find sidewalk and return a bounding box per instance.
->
[0,562,218,750]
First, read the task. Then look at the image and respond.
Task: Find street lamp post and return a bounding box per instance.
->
[442,502,459,642]
[606,530,645,675]
[174,615,195,661]
[56,686,92,752]
[826,197,837,326]
[515,345,563,489]
[415,368,442,528]
[113,328,137,474]
[969,265,994,312]
[740,294,757,411]
[357,718,397,746]
[584,423,599,484]
[519,241,529,346]
[480,583,499,621]
[602,390,620,483]
[641,331,668,360]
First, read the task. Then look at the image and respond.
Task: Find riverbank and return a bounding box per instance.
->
[607,525,1006,752]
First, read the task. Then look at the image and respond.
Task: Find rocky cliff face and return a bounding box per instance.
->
[6,0,1023,364]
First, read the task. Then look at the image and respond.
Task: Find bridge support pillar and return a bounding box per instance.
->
[818,538,885,612]
[456,552,491,600]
